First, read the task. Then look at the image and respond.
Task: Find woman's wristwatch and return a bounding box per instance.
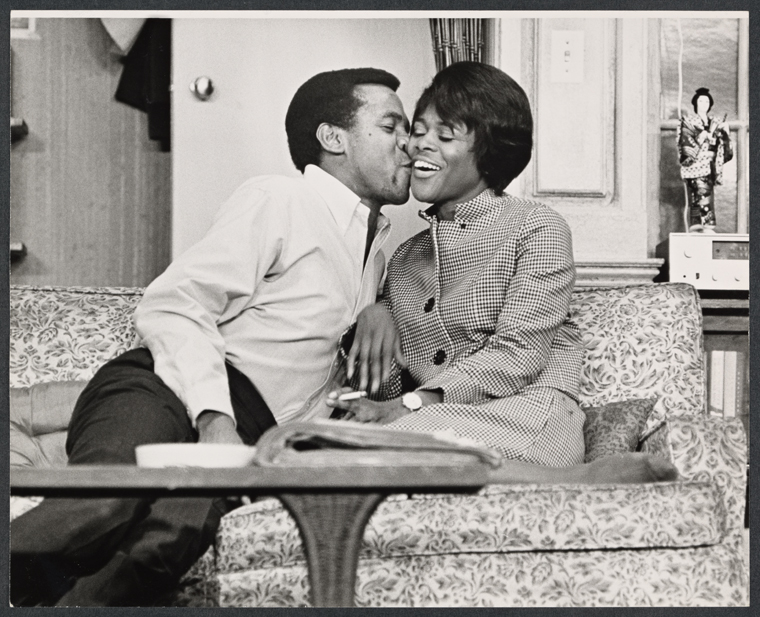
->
[401,391,423,412]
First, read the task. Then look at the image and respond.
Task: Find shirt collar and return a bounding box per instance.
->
[418,188,500,224]
[303,164,366,234]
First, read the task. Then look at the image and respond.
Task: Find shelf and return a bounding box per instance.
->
[700,297,749,310]
[11,117,28,142]
[703,314,749,333]
[698,290,749,334]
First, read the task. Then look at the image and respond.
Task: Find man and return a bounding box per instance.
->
[11,67,412,607]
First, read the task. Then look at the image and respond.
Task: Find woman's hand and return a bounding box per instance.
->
[347,303,406,394]
[326,387,410,425]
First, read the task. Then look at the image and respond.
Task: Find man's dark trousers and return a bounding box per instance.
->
[10,348,277,606]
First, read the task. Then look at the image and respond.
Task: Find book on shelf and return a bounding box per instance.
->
[702,350,708,413]
[722,351,737,418]
[705,349,748,419]
[735,351,748,418]
[708,350,725,417]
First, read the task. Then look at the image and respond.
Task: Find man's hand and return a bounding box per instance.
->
[347,303,406,394]
[196,410,244,444]
[196,411,252,506]
[326,388,410,425]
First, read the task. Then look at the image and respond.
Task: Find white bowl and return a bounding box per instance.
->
[135,443,257,468]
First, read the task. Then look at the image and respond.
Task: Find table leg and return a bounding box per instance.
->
[276,491,387,608]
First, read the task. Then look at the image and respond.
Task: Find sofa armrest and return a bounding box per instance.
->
[640,415,746,530]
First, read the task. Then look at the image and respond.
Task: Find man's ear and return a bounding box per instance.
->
[316,123,346,155]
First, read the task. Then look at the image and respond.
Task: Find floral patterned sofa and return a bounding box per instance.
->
[9,283,748,607]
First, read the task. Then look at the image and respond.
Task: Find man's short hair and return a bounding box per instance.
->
[413,61,533,195]
[286,68,401,172]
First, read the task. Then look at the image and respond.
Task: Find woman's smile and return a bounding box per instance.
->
[409,106,488,213]
[412,158,442,177]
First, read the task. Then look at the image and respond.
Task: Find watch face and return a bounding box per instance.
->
[403,392,422,411]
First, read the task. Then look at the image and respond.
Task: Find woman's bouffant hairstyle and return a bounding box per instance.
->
[691,87,714,113]
[285,68,400,172]
[413,62,533,194]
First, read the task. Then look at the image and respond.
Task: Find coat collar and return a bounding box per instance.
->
[418,188,502,224]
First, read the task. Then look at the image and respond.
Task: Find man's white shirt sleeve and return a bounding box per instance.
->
[134,182,286,428]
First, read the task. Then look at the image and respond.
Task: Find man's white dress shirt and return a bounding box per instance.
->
[135,165,391,426]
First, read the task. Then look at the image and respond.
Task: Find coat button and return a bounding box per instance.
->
[433,349,446,365]
[423,298,435,312]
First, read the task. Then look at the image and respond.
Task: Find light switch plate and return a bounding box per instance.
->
[551,30,585,83]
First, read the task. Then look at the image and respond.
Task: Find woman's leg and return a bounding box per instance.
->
[386,388,677,486]
[500,390,678,484]
[520,390,585,466]
[488,453,679,485]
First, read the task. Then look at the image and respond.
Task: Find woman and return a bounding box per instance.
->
[677,87,732,232]
[326,62,673,482]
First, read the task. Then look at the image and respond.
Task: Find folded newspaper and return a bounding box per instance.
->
[253,420,502,468]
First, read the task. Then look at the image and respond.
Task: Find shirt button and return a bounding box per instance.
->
[423,298,435,312]
[433,349,446,365]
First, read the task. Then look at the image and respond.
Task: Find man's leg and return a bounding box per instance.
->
[52,355,278,606]
[10,348,198,606]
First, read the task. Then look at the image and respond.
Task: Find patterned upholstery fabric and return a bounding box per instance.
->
[663,415,747,531]
[8,283,747,607]
[176,539,747,607]
[582,398,657,462]
[190,480,725,571]
[9,285,142,388]
[571,283,705,432]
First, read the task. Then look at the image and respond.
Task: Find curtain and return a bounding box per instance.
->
[429,19,484,72]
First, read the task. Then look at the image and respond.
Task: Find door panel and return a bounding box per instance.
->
[172,17,435,259]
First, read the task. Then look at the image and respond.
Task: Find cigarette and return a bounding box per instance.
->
[338,391,367,401]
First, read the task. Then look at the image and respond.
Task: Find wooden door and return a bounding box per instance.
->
[171,17,435,259]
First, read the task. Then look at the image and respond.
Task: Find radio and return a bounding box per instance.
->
[668,233,749,291]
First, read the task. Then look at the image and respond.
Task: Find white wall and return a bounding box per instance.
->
[172,18,435,259]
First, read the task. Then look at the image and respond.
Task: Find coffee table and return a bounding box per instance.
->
[11,460,489,607]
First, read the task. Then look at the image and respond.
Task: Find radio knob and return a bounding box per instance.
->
[683,249,692,258]
[712,274,719,282]
[735,275,742,282]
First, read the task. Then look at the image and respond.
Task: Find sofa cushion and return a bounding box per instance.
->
[202,480,725,576]
[10,284,706,424]
[178,539,746,607]
[581,398,657,462]
[9,426,68,469]
[571,283,705,430]
[10,381,87,468]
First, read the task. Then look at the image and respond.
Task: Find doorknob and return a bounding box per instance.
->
[190,76,214,101]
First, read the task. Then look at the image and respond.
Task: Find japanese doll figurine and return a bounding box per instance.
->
[677,87,733,232]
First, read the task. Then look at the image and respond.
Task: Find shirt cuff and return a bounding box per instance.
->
[184,385,236,429]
